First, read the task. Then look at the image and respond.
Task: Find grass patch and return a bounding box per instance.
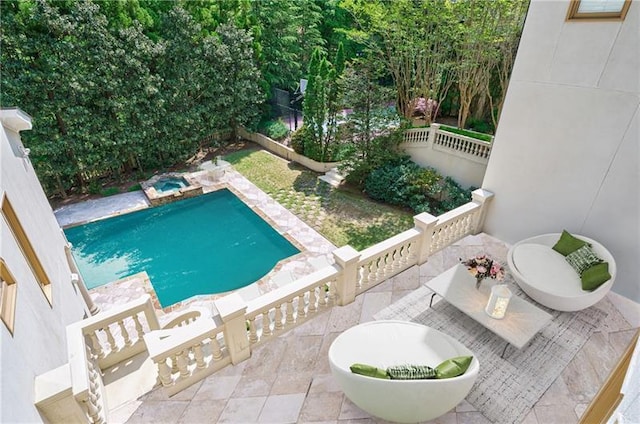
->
[224,148,414,250]
[440,125,493,142]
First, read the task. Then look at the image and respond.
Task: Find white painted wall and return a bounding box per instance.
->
[0,109,87,423]
[483,0,639,301]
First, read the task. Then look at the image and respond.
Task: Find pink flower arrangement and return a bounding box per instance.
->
[461,254,505,282]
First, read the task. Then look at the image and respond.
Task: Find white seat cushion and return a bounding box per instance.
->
[511,244,582,297]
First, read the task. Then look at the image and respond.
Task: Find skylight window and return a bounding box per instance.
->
[567,0,631,20]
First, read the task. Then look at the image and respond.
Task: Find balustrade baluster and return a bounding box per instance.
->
[261,313,272,337]
[210,336,223,360]
[308,289,317,313]
[85,398,102,424]
[318,286,328,307]
[132,314,145,340]
[176,351,190,378]
[193,343,206,369]
[285,300,295,324]
[360,264,370,289]
[297,295,307,318]
[248,318,258,344]
[104,325,117,353]
[274,305,284,330]
[89,332,105,359]
[157,360,173,386]
[170,354,179,373]
[328,282,337,305]
[118,319,132,347]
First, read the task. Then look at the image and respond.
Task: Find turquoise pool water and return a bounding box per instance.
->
[65,190,299,307]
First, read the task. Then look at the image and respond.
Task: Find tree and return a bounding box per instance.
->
[486,0,528,129]
[453,0,528,129]
[213,23,264,141]
[342,0,456,123]
[301,44,345,162]
[339,56,400,187]
[247,0,305,92]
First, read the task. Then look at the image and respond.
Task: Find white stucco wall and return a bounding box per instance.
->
[483,0,639,301]
[0,110,87,423]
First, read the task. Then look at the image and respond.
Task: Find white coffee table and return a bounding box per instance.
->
[425,264,552,356]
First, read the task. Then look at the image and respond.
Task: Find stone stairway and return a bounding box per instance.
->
[318,167,345,188]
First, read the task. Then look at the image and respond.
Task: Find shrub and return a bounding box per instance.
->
[465,117,494,135]
[88,181,101,195]
[364,158,472,215]
[100,187,120,197]
[290,126,311,155]
[127,183,142,192]
[365,158,420,206]
[264,119,289,141]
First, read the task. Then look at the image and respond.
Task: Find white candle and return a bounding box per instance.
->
[486,284,512,319]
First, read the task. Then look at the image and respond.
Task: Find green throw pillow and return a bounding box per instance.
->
[565,245,602,275]
[350,363,389,379]
[387,365,437,380]
[434,356,473,379]
[552,230,589,256]
[581,262,611,291]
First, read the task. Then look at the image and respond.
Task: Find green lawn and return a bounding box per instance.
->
[224,147,414,250]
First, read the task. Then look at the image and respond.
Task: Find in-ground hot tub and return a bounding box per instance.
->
[141,172,203,206]
[153,176,188,193]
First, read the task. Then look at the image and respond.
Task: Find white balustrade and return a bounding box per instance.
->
[144,316,230,396]
[64,295,160,423]
[402,125,493,161]
[357,229,422,294]
[79,295,160,369]
[403,127,431,144]
[433,127,492,160]
[245,266,339,346]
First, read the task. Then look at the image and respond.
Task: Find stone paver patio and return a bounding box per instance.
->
[109,233,639,424]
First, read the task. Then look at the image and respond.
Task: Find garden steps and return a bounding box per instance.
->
[319,167,345,188]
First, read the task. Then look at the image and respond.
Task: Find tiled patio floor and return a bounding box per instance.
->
[114,233,639,424]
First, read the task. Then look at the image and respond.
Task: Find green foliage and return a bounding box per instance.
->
[364,157,471,215]
[342,125,406,188]
[465,117,495,135]
[302,44,346,162]
[262,119,289,141]
[1,0,262,198]
[290,126,311,155]
[440,125,493,142]
[100,187,120,197]
[127,183,142,192]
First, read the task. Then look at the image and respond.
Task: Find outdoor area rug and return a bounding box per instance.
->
[374,284,608,424]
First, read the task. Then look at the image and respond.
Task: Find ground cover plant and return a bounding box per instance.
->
[224,147,414,250]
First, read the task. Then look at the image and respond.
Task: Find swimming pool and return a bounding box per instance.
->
[65,189,300,307]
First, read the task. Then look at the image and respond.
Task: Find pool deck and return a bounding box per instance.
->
[54,160,336,318]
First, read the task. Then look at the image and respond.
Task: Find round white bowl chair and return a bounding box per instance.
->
[328,320,479,423]
[507,233,616,312]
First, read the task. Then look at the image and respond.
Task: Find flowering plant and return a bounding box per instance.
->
[461,254,505,283]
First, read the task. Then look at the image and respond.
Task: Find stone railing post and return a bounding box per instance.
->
[333,245,360,306]
[413,212,439,265]
[471,188,495,234]
[215,293,251,365]
[427,123,440,148]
